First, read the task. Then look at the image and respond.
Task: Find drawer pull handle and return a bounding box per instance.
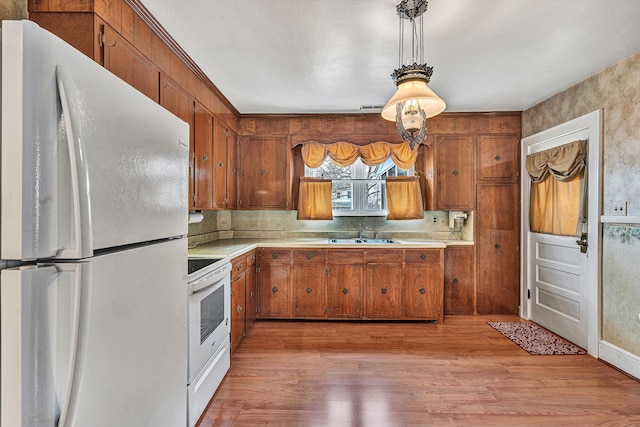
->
[420,253,427,260]
[261,170,268,176]
[342,288,349,295]
[494,154,501,161]
[495,243,501,249]
[381,288,387,295]
[250,291,255,298]
[237,263,243,270]
[237,305,242,313]
[419,288,426,294]
[202,155,208,161]
[272,287,278,293]
[219,162,224,168]
[306,253,313,260]
[306,287,313,294]
[251,256,256,263]
[271,253,278,259]
[453,278,459,284]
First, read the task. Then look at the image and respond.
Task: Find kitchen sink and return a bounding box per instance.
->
[328,238,399,244]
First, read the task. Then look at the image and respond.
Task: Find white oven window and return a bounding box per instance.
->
[200,285,225,344]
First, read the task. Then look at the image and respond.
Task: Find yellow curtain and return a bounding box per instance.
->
[301,140,418,169]
[525,140,587,236]
[385,176,424,220]
[297,178,333,220]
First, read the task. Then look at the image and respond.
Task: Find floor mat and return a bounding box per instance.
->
[487,321,586,355]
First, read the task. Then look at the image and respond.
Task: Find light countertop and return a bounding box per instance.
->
[188,238,474,259]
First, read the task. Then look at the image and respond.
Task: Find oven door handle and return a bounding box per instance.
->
[189,263,231,295]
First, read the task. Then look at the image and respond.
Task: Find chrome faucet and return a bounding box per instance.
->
[358,225,368,239]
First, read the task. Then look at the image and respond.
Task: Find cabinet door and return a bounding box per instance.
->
[477,135,519,181]
[103,24,159,103]
[436,135,475,210]
[444,246,474,315]
[404,250,444,322]
[365,264,403,318]
[327,264,363,318]
[226,129,238,209]
[230,273,246,353]
[245,259,257,327]
[212,118,229,209]
[477,183,520,314]
[193,103,213,209]
[239,136,289,209]
[292,264,327,318]
[258,263,291,318]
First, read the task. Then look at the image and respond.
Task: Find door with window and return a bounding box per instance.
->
[521,110,602,354]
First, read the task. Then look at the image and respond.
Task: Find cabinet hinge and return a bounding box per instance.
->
[527,289,531,299]
[98,31,105,47]
[256,267,260,273]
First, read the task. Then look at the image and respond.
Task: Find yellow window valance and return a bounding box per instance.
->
[301,140,418,170]
[525,139,587,236]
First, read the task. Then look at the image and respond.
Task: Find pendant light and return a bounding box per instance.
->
[381,0,445,150]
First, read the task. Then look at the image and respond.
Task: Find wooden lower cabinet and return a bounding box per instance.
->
[444,246,475,315]
[257,248,444,322]
[230,250,256,354]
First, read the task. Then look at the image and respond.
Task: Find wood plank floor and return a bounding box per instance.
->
[197,316,640,426]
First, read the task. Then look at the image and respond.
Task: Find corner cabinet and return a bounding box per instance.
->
[257,248,444,322]
[238,136,291,210]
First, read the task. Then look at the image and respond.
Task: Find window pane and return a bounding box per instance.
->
[365,182,384,211]
[311,158,353,180]
[332,182,353,211]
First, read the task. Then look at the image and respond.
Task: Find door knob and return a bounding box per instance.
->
[576,233,588,253]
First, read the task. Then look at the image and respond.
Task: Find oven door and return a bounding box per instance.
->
[188,263,231,383]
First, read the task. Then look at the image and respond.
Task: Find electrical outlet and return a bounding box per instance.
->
[612,201,628,216]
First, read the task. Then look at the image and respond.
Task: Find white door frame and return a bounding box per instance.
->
[520,109,602,357]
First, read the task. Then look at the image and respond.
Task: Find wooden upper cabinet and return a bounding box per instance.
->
[212,118,229,209]
[194,102,213,209]
[435,135,475,210]
[226,128,238,209]
[239,136,290,210]
[159,73,195,208]
[102,24,159,103]
[477,135,520,181]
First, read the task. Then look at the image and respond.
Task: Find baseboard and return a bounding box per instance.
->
[598,340,640,380]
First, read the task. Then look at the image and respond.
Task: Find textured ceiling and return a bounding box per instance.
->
[139,0,640,114]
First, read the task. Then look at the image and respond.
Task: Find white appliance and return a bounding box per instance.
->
[186,257,231,427]
[0,20,190,427]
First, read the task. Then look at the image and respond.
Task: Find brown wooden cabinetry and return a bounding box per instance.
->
[194,102,214,209]
[404,250,444,323]
[257,248,444,322]
[239,136,290,209]
[444,246,474,315]
[292,250,327,318]
[435,135,475,210]
[212,118,238,209]
[102,24,159,103]
[477,135,519,181]
[230,250,256,353]
[257,249,292,318]
[327,251,364,318]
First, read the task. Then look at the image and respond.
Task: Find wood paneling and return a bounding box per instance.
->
[29,12,97,60]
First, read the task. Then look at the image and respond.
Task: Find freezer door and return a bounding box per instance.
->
[1,239,188,427]
[1,21,189,261]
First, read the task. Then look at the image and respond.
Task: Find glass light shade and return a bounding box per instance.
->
[381,79,446,122]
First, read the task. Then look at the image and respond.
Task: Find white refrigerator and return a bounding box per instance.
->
[1,20,190,426]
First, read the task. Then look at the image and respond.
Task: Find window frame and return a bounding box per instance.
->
[304,157,413,217]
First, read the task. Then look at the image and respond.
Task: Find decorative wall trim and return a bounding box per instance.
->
[599,340,640,381]
[603,224,640,243]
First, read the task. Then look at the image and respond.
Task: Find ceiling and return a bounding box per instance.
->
[139,0,640,115]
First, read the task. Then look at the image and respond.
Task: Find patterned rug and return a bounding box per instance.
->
[487,321,586,355]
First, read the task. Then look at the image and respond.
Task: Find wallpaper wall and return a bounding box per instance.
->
[523,51,640,359]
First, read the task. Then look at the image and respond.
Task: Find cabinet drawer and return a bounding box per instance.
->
[293,250,326,263]
[328,250,365,264]
[405,250,441,264]
[231,255,247,278]
[258,249,292,263]
[365,250,403,264]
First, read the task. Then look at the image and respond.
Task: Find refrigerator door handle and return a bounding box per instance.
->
[56,263,91,427]
[55,65,93,259]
